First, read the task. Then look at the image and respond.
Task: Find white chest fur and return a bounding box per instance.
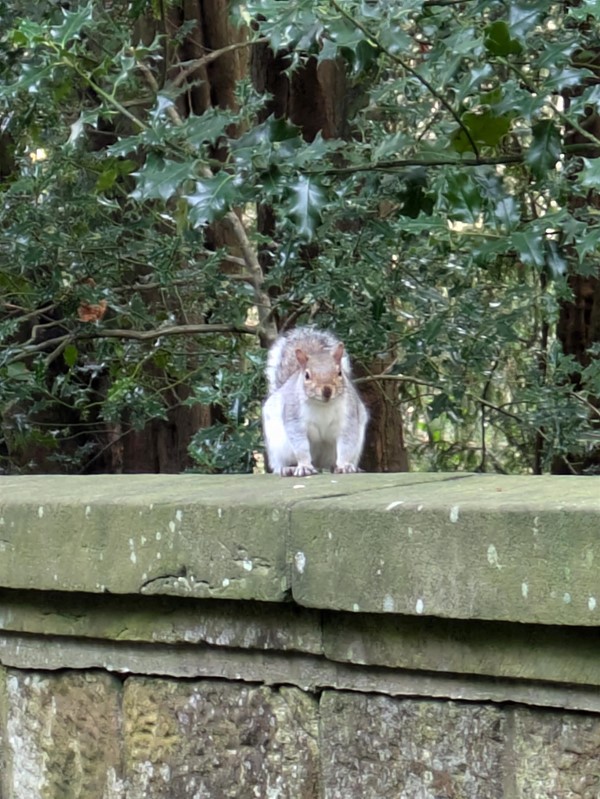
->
[302,395,345,443]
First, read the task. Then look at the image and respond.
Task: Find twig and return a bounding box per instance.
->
[312,154,524,176]
[45,337,72,367]
[5,335,73,364]
[479,357,500,472]
[2,303,58,322]
[88,323,257,341]
[356,372,524,422]
[171,38,269,88]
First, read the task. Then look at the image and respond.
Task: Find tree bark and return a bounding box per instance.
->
[554,38,600,474]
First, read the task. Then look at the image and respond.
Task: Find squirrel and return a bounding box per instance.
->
[262,326,368,476]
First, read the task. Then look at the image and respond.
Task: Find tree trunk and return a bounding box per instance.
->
[554,40,600,474]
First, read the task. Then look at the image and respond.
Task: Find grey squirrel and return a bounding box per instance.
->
[262,327,368,476]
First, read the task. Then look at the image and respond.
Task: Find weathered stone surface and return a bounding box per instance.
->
[320,691,506,799]
[1,474,600,798]
[3,473,599,624]
[0,669,124,799]
[0,473,461,604]
[3,630,600,714]
[323,610,600,686]
[122,677,319,799]
[0,590,323,654]
[0,474,297,602]
[511,707,600,798]
[290,474,600,625]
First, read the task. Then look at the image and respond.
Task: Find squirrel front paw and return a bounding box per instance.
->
[334,463,359,474]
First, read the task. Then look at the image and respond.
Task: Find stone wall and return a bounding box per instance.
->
[0,473,599,798]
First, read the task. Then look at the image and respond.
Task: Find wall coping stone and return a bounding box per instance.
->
[0,473,599,625]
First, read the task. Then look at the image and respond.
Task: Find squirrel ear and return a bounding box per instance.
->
[295,348,309,368]
[332,343,344,364]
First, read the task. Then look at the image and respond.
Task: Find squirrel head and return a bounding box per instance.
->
[295,342,345,403]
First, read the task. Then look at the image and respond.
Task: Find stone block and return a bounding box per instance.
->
[291,474,600,625]
[0,590,323,654]
[0,474,294,602]
[0,669,124,799]
[322,610,600,686]
[122,677,319,799]
[512,706,600,798]
[320,691,506,798]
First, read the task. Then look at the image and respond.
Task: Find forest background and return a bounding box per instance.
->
[1,0,599,476]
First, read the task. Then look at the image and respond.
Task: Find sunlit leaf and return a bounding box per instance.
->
[525,120,561,179]
[579,157,600,188]
[283,176,327,240]
[185,173,239,227]
[131,155,197,201]
[50,3,94,47]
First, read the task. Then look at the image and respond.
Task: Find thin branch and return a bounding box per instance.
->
[45,336,72,367]
[479,358,500,472]
[71,63,146,131]
[3,324,257,365]
[1,303,58,322]
[87,323,258,342]
[26,319,69,347]
[137,61,185,127]
[356,372,524,422]
[329,0,481,157]
[5,335,72,364]
[312,154,524,175]
[171,38,269,88]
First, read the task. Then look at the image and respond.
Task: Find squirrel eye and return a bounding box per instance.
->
[304,371,310,380]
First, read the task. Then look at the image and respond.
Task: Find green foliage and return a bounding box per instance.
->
[1,0,599,474]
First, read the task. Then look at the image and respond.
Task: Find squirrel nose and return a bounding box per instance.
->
[322,385,332,400]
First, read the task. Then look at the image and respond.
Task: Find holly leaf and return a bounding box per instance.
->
[185,174,239,227]
[283,176,327,240]
[444,173,481,223]
[450,110,512,153]
[484,21,522,56]
[509,4,542,36]
[545,240,567,277]
[64,344,79,367]
[579,157,600,188]
[50,3,94,48]
[511,231,545,267]
[232,117,302,167]
[180,109,236,148]
[494,196,520,229]
[66,109,99,148]
[525,120,561,179]
[569,0,600,21]
[131,155,196,201]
